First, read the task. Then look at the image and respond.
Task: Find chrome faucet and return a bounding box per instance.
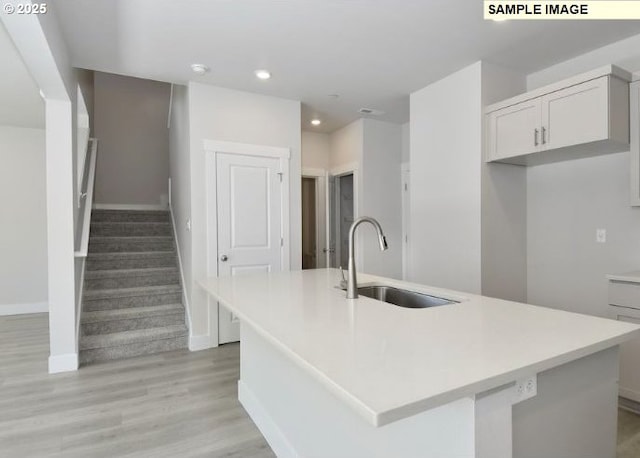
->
[346,216,388,299]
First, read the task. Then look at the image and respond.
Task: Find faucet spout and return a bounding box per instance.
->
[346,216,388,299]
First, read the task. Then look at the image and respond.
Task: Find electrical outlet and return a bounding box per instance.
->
[514,375,537,403]
[596,229,607,243]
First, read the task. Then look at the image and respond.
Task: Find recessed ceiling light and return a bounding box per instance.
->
[190,64,210,75]
[311,119,321,126]
[255,70,271,80]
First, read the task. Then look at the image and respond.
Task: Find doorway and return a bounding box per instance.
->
[328,172,355,269]
[301,177,317,269]
[301,168,328,270]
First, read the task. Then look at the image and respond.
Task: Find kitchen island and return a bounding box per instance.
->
[200,269,640,458]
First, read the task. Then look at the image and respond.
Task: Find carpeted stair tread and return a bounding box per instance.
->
[82,304,184,324]
[91,210,171,223]
[89,236,173,242]
[87,250,175,258]
[85,267,178,279]
[88,236,175,253]
[90,221,172,236]
[79,336,187,365]
[83,284,181,300]
[84,267,179,291]
[80,325,188,351]
[86,251,177,271]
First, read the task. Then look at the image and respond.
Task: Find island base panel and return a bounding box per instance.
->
[238,324,621,458]
[513,346,619,458]
[239,324,477,458]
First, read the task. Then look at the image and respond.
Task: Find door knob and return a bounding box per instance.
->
[220,255,228,262]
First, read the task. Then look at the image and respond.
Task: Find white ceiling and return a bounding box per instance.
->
[0,21,44,129]
[53,0,640,133]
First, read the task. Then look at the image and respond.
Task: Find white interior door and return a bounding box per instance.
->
[216,152,283,344]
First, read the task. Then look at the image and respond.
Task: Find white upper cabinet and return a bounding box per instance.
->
[485,66,630,166]
[488,98,541,161]
[630,80,640,206]
[541,77,609,151]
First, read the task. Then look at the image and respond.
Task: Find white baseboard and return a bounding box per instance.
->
[189,334,215,351]
[620,387,640,404]
[0,301,48,316]
[238,380,298,458]
[93,203,168,211]
[48,352,78,374]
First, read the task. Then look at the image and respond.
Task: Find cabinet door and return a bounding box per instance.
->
[610,305,640,403]
[487,98,541,161]
[631,81,640,206]
[541,76,609,151]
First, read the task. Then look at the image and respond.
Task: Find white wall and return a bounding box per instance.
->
[93,72,171,207]
[168,84,192,327]
[184,83,301,343]
[0,126,48,311]
[409,62,483,294]
[401,122,409,163]
[330,120,363,169]
[302,131,330,170]
[528,153,640,316]
[481,63,528,302]
[527,33,640,90]
[360,119,403,279]
[524,34,640,317]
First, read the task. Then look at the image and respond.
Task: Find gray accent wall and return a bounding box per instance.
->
[94,72,171,206]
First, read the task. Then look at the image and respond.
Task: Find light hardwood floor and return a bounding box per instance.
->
[4,313,640,457]
[0,313,274,457]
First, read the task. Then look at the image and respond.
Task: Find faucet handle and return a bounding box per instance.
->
[339,266,347,290]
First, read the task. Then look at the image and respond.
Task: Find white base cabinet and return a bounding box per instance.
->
[608,275,640,403]
[486,66,630,166]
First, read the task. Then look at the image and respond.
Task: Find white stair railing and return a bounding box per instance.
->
[75,138,98,258]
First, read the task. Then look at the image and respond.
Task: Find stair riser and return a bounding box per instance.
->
[79,336,188,365]
[86,255,176,271]
[82,313,185,335]
[84,292,182,311]
[91,211,170,223]
[89,239,174,253]
[85,272,179,290]
[90,223,172,237]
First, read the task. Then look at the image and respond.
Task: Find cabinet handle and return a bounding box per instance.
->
[541,126,547,145]
[534,128,539,146]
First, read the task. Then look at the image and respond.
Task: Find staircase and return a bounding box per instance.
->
[79,210,188,365]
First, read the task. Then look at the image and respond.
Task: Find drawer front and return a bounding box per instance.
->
[609,281,640,310]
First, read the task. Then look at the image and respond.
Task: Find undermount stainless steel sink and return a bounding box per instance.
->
[357,285,457,309]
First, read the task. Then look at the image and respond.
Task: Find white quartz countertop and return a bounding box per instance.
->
[199,269,640,426]
[607,271,640,283]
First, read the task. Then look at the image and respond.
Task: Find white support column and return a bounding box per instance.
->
[46,99,78,373]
